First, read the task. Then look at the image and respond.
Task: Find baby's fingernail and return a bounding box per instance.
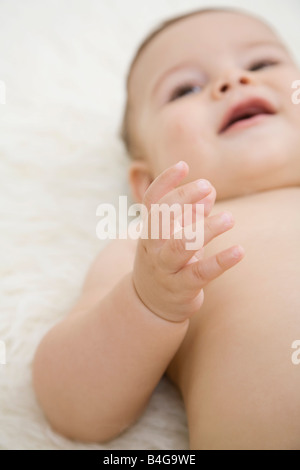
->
[232,246,245,259]
[175,161,186,170]
[196,179,210,191]
[221,212,234,226]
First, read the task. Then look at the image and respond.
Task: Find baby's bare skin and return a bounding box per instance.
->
[166,187,300,449]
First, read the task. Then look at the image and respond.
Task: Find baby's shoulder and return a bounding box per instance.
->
[95,236,137,269]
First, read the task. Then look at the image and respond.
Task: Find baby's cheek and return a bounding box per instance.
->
[269,68,300,106]
[155,106,206,156]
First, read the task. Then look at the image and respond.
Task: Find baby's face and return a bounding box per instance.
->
[129,12,300,200]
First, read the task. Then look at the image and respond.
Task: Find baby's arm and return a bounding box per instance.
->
[33,240,190,443]
[33,162,244,443]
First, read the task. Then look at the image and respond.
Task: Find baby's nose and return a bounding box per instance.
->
[212,70,254,100]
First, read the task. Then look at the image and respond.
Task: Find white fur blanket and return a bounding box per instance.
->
[1,0,299,450]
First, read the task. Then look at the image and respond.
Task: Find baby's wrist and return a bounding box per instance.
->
[129,273,189,326]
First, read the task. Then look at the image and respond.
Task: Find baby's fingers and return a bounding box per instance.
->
[142,161,189,212]
[204,212,235,246]
[200,186,216,217]
[158,226,202,273]
[178,245,245,290]
[158,212,235,273]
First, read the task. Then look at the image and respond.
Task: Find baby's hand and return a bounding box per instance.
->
[132,161,244,323]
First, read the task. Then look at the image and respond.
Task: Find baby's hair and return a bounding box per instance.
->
[119,6,269,161]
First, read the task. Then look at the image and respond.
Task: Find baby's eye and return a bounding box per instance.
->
[248,59,279,72]
[169,84,202,102]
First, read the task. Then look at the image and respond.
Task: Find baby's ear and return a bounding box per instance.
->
[128,160,154,203]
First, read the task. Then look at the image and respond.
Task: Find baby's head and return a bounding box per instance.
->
[121,7,300,202]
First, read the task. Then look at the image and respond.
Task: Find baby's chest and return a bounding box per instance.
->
[197,187,300,321]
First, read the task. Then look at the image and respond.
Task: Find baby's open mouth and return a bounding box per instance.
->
[219,97,277,134]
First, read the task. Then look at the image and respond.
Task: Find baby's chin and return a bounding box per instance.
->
[214,127,300,199]
[211,155,297,202]
[215,180,296,202]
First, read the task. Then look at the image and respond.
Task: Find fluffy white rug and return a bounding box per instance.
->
[1,0,300,450]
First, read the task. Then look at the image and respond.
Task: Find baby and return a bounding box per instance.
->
[33,7,300,450]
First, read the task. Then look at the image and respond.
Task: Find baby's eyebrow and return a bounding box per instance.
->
[239,39,289,53]
[151,63,203,98]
